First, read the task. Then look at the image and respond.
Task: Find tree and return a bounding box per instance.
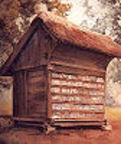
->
[76,0,121,45]
[0,0,71,66]
[0,0,71,46]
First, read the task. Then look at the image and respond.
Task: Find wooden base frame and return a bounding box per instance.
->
[13,117,109,134]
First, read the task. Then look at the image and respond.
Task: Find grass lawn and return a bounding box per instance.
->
[105,106,121,121]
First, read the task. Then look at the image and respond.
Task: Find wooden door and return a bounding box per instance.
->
[13,71,26,117]
[26,68,47,119]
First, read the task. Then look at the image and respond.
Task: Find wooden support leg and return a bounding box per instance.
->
[43,123,56,134]
[46,126,56,134]
[101,121,112,131]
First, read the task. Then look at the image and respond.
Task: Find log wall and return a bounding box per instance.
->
[51,43,113,72]
[49,70,105,121]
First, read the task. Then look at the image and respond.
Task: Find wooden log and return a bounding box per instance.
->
[48,63,105,77]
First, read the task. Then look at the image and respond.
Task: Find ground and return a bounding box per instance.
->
[0,107,121,144]
[0,121,120,144]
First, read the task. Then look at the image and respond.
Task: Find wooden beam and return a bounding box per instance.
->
[51,92,104,97]
[52,101,104,105]
[52,110,104,114]
[49,63,105,77]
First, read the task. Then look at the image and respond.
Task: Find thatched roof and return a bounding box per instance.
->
[36,11,121,57]
[0,10,121,75]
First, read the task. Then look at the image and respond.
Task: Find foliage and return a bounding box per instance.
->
[75,0,121,45]
[0,0,71,47]
[41,0,71,16]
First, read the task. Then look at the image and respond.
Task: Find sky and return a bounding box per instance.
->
[62,0,84,25]
[61,0,121,44]
[66,0,84,25]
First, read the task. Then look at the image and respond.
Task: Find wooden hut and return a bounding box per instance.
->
[0,11,121,131]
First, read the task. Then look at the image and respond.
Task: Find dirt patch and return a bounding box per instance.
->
[0,121,120,144]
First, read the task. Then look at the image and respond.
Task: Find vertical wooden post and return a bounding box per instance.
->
[104,73,107,122]
[13,74,17,117]
[46,65,52,121]
[23,70,28,116]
